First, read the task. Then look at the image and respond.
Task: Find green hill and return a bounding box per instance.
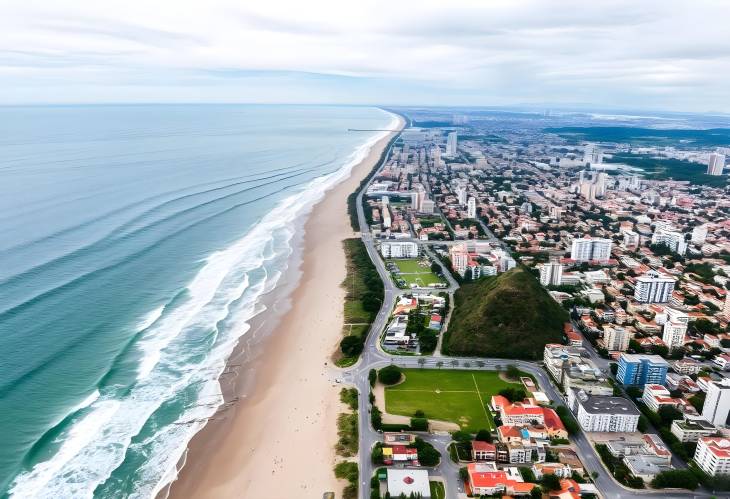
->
[444,267,567,359]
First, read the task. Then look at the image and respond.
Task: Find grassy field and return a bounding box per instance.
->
[388,258,444,288]
[430,481,446,499]
[384,369,523,431]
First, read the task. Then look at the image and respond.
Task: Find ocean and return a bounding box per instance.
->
[0,104,395,498]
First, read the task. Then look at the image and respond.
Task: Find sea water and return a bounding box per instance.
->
[0,104,395,497]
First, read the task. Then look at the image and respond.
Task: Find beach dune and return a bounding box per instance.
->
[167,118,402,498]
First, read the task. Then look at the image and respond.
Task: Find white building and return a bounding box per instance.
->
[381,196,391,228]
[539,261,563,286]
[707,153,726,176]
[583,143,603,166]
[571,237,613,262]
[573,391,641,432]
[446,131,458,156]
[467,196,476,219]
[431,145,441,168]
[623,230,640,250]
[652,227,687,255]
[386,469,432,498]
[634,270,676,303]
[702,378,730,427]
[662,320,687,352]
[604,326,630,352]
[380,241,419,259]
[642,384,677,412]
[694,437,730,476]
[671,416,718,443]
[691,225,709,246]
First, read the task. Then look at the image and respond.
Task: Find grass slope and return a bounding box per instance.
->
[445,267,567,359]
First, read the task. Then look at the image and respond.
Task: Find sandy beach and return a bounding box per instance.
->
[167,117,403,499]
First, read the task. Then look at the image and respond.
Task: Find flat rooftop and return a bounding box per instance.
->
[580,395,641,416]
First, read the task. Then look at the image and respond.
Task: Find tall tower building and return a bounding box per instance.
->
[539,261,563,286]
[702,379,730,427]
[707,153,726,176]
[467,197,476,219]
[634,270,676,303]
[432,146,441,169]
[446,131,458,156]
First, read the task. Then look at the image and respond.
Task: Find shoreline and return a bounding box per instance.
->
[165,115,404,498]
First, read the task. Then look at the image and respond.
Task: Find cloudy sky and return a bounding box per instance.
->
[1,0,729,112]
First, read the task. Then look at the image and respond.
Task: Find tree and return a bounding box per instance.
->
[650,469,699,490]
[541,473,562,491]
[475,429,492,443]
[658,405,683,426]
[436,361,444,369]
[371,406,382,430]
[378,365,402,385]
[410,418,429,432]
[506,364,521,380]
[610,363,618,375]
[368,369,377,387]
[417,358,426,368]
[452,430,472,443]
[340,335,364,356]
[530,486,543,499]
[555,406,579,435]
[411,438,440,466]
[499,387,527,403]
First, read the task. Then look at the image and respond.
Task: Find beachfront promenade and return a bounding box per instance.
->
[341,130,710,499]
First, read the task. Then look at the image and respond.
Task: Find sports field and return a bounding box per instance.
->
[384,369,524,431]
[387,258,444,287]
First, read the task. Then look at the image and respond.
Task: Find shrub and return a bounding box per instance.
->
[340,335,364,356]
[410,417,429,432]
[378,365,402,385]
[651,469,699,490]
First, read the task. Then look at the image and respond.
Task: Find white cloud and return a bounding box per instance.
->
[1,0,729,111]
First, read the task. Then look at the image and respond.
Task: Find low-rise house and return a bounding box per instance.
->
[671,416,718,442]
[642,384,680,412]
[694,437,730,477]
[386,468,431,498]
[671,358,703,375]
[466,462,536,497]
[531,462,573,480]
[471,440,496,461]
[384,432,417,446]
[382,445,419,465]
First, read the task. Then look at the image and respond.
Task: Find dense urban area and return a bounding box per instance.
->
[333,108,730,499]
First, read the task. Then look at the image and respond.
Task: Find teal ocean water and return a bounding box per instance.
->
[0,104,395,497]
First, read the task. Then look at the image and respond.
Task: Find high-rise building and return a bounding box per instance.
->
[662,320,687,352]
[455,185,467,206]
[446,131,458,156]
[603,326,629,352]
[539,261,563,286]
[652,227,687,255]
[616,353,669,386]
[691,225,708,246]
[467,197,476,219]
[382,196,391,228]
[583,143,603,166]
[702,379,730,427]
[634,270,676,303]
[431,145,441,168]
[411,185,426,212]
[570,238,613,263]
[707,153,726,176]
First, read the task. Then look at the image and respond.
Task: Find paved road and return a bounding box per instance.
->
[344,129,711,499]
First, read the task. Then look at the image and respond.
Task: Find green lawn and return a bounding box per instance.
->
[384,369,523,431]
[388,258,445,288]
[430,481,446,499]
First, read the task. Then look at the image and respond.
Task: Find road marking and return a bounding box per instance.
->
[471,374,491,424]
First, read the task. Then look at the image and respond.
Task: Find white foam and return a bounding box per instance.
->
[8,109,399,499]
